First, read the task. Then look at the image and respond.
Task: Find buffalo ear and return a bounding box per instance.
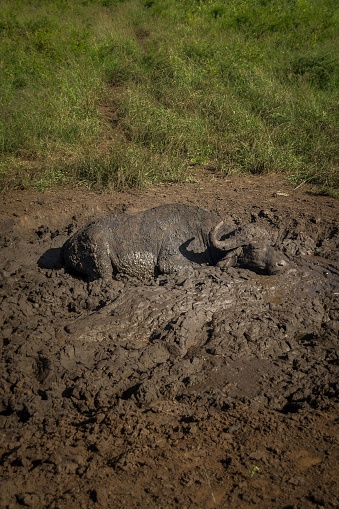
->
[216,247,243,269]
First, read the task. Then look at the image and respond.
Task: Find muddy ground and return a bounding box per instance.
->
[0,174,338,508]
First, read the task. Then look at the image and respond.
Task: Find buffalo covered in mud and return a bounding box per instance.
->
[62,204,288,280]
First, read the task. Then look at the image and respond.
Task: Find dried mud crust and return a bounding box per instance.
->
[0,175,338,509]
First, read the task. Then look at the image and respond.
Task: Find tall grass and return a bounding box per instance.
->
[0,0,338,191]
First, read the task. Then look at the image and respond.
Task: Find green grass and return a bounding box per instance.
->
[0,0,338,191]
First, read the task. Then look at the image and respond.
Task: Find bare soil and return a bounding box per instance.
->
[0,174,338,509]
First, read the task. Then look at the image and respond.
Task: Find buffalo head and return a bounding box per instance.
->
[210,222,288,275]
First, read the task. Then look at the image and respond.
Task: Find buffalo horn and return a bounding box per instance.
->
[210,221,248,251]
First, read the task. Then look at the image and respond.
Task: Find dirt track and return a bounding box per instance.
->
[0,174,338,508]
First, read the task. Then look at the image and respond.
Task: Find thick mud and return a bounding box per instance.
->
[0,175,338,508]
